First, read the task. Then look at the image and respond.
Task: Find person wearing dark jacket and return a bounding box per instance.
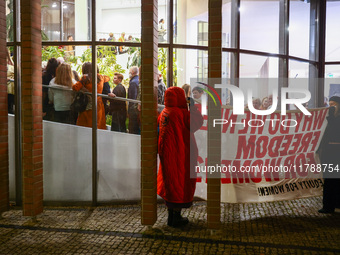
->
[42,58,59,121]
[108,73,127,132]
[318,95,340,213]
[157,87,203,227]
[102,80,111,116]
[127,66,140,134]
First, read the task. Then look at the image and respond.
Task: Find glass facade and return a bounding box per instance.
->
[5,0,339,203]
[240,0,280,54]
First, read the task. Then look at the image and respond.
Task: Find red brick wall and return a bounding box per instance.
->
[141,0,158,225]
[207,0,222,229]
[21,0,43,216]
[0,0,9,214]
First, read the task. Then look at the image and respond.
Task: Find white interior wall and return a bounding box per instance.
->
[52,0,340,86]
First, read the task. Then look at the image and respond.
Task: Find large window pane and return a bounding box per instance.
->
[174,49,208,87]
[42,0,89,41]
[289,1,311,60]
[8,45,15,202]
[326,1,340,61]
[325,66,340,106]
[288,61,310,109]
[222,0,232,48]
[173,0,208,45]
[42,0,61,41]
[96,0,141,42]
[42,50,93,202]
[95,47,142,202]
[239,54,278,109]
[240,54,279,78]
[63,0,75,41]
[158,0,168,43]
[289,60,309,79]
[240,0,279,54]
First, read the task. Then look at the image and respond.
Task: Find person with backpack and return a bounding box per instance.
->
[72,62,109,130]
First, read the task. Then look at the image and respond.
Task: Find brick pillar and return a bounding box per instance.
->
[141,0,158,225]
[207,0,222,230]
[0,0,9,214]
[21,0,43,217]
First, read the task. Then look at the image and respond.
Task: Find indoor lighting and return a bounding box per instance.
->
[63,4,67,9]
[52,2,57,8]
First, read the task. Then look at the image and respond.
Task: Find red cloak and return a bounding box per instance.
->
[157,87,203,204]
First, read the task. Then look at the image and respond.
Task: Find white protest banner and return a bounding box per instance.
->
[194,107,328,203]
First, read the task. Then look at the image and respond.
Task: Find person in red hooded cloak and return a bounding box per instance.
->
[157,86,203,227]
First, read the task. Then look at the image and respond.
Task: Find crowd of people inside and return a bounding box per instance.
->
[40,57,172,134]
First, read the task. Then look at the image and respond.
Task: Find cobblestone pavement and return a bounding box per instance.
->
[0,196,339,254]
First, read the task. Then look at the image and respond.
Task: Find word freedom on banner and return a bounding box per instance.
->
[193,108,328,203]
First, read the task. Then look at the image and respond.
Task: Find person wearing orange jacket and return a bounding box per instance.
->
[72,62,108,130]
[157,86,203,227]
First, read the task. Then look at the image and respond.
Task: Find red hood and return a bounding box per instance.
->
[164,87,187,109]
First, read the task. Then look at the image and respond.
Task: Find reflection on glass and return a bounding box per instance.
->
[42,0,61,41]
[289,1,310,59]
[96,0,141,42]
[222,0,232,48]
[41,0,89,41]
[240,0,279,53]
[289,60,309,79]
[238,79,278,111]
[63,0,75,41]
[158,0,168,43]
[6,0,13,42]
[326,1,340,61]
[174,49,208,87]
[173,0,208,45]
[288,61,310,109]
[239,54,278,109]
[325,66,340,104]
[222,52,231,79]
[7,47,14,114]
[240,54,278,78]
[158,47,168,87]
[221,52,231,105]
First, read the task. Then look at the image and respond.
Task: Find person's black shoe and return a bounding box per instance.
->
[172,211,189,228]
[318,208,335,214]
[167,209,173,227]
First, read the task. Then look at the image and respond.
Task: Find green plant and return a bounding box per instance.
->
[6,0,13,42]
[127,38,141,68]
[42,46,65,62]
[127,45,178,87]
[158,48,168,86]
[41,46,125,79]
[106,114,112,126]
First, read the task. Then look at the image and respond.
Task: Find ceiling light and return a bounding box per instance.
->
[52,2,57,8]
[63,4,67,9]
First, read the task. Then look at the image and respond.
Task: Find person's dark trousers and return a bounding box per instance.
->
[8,94,14,114]
[111,110,126,132]
[54,110,71,124]
[128,109,140,134]
[43,105,55,121]
[323,178,340,211]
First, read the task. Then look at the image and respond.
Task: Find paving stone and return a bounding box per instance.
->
[0,197,339,254]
